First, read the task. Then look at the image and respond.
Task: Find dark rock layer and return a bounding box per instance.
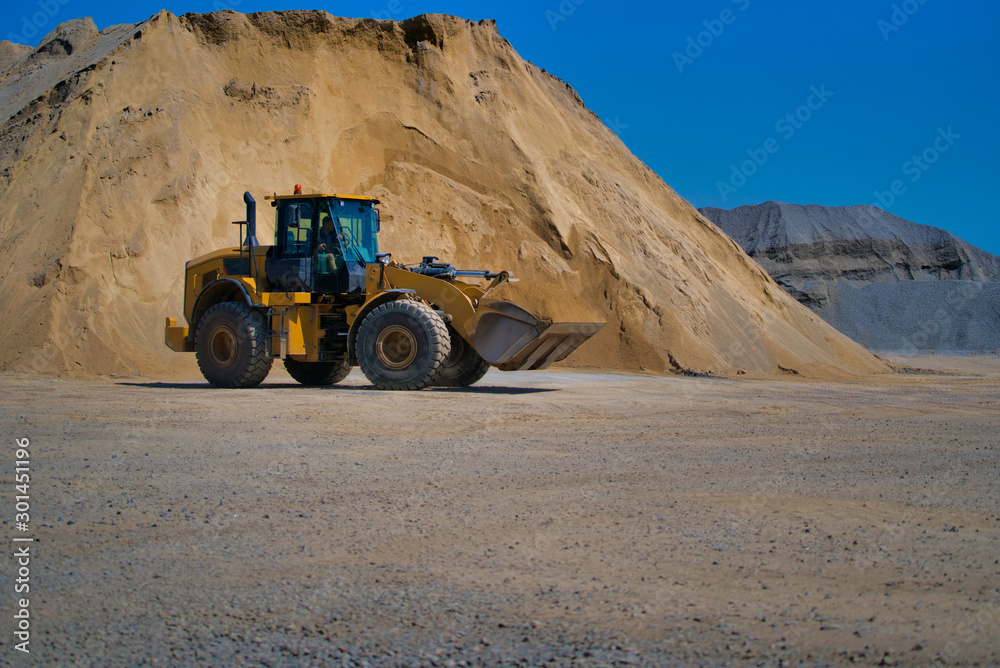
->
[701,202,1000,353]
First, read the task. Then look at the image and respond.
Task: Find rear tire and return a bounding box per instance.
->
[435,326,490,387]
[284,358,351,386]
[357,300,450,390]
[195,302,272,388]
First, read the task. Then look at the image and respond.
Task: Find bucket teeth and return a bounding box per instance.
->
[497,323,604,371]
[470,298,604,369]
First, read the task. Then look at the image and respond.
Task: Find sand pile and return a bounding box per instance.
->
[0,11,890,378]
[701,202,1000,353]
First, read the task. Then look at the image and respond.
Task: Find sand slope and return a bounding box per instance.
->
[0,11,890,378]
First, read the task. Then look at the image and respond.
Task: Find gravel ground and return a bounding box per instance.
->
[1,362,998,666]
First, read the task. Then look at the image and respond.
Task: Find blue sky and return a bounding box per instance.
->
[5,0,999,255]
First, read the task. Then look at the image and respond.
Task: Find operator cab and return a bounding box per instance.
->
[264,190,380,295]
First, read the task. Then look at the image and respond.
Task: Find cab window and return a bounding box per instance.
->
[275,201,314,256]
[327,200,379,264]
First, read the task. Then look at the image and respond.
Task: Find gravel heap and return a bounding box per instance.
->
[700,202,1000,353]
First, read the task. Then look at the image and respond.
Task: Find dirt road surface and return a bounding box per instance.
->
[2,359,998,666]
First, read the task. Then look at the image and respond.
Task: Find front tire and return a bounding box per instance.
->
[284,358,351,386]
[195,302,272,388]
[357,300,451,390]
[435,326,490,387]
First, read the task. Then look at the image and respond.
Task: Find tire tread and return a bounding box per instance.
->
[436,328,490,387]
[357,300,450,390]
[195,302,272,388]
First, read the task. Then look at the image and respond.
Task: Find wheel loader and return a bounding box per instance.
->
[164,189,604,390]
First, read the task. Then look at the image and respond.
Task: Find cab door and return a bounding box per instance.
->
[264,199,315,292]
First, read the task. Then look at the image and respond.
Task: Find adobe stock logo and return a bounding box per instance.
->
[545,0,586,31]
[716,85,834,202]
[6,0,73,44]
[870,126,960,210]
[370,0,410,21]
[603,116,628,136]
[877,0,930,41]
[672,0,753,74]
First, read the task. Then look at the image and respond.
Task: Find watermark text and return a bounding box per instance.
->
[12,437,33,654]
[716,85,834,201]
[877,0,930,41]
[870,126,959,210]
[673,0,752,73]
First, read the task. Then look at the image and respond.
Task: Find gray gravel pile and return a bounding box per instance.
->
[700,202,1000,353]
[0,18,145,123]
[822,280,1000,353]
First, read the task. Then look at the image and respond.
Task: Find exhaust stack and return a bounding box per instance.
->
[243,191,258,248]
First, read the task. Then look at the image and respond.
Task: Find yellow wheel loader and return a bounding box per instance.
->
[164,190,603,389]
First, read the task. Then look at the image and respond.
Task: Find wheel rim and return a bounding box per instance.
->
[209,325,238,368]
[376,325,418,370]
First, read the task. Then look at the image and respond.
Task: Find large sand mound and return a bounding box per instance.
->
[701,202,1000,353]
[0,11,890,378]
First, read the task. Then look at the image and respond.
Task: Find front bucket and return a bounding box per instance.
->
[469,298,604,371]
